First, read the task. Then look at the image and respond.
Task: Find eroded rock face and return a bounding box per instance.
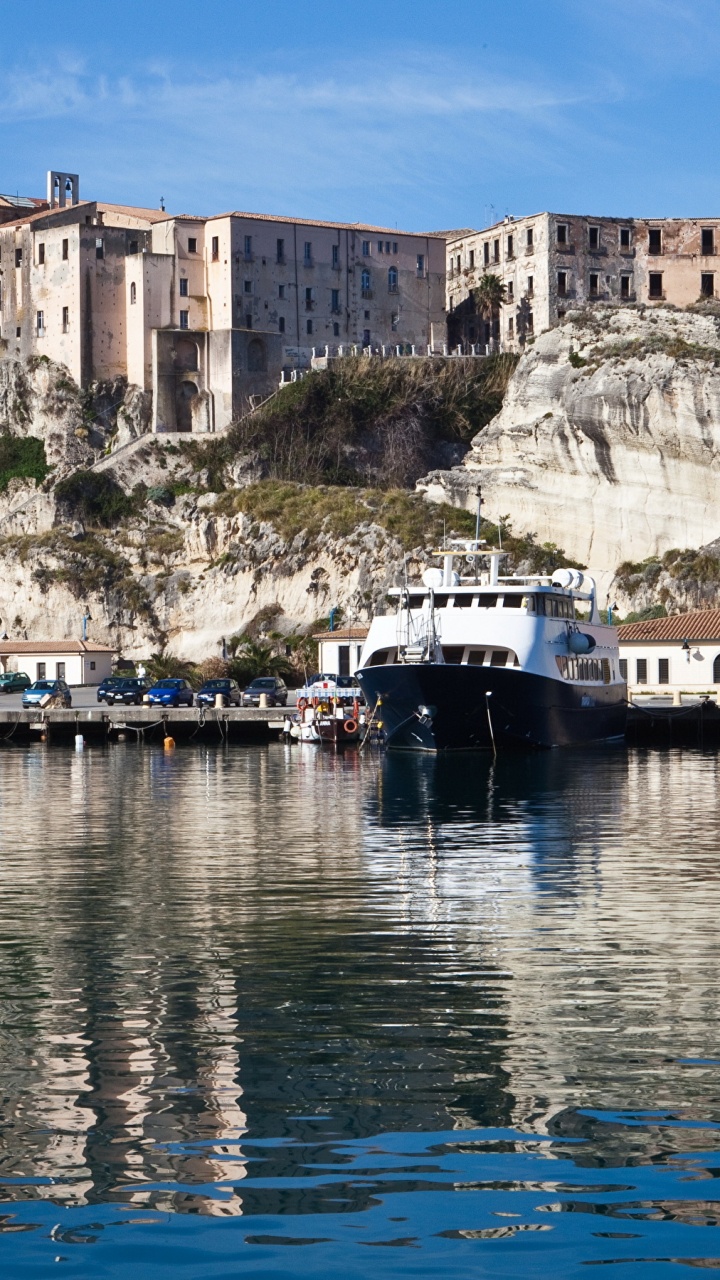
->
[419,307,720,571]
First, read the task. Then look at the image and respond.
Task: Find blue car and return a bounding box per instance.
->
[147,678,194,708]
[22,679,72,708]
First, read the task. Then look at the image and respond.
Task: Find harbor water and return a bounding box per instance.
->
[2,742,720,1276]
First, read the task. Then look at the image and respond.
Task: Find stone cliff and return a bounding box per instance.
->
[420,306,720,572]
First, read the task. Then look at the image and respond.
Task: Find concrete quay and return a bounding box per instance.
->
[0,705,289,745]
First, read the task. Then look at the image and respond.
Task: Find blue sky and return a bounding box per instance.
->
[2,0,719,231]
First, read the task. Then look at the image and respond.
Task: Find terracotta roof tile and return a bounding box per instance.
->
[312,628,369,641]
[0,640,115,655]
[617,610,720,642]
[207,210,445,237]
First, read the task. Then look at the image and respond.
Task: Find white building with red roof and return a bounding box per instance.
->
[618,610,720,694]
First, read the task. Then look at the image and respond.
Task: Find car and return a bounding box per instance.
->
[97,676,128,704]
[103,677,152,706]
[22,679,72,708]
[241,676,288,708]
[197,678,242,708]
[0,672,32,694]
[146,678,194,708]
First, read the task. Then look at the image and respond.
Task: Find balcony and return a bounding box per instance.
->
[361,288,373,299]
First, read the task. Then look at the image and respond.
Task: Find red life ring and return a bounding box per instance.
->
[344,718,357,734]
[298,697,308,711]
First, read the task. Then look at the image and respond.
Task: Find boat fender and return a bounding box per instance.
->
[568,631,596,655]
[344,718,357,734]
[297,697,308,712]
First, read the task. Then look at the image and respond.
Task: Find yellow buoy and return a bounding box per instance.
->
[163,735,176,750]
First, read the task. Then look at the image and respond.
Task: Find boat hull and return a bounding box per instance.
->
[356,663,627,752]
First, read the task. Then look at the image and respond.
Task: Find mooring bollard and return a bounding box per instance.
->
[75,734,84,751]
[215,693,224,708]
[259,693,269,708]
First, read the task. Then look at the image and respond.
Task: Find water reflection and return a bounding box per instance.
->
[2,743,720,1272]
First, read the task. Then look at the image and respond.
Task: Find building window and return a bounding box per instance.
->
[378,241,384,254]
[620,275,631,299]
[589,226,600,250]
[620,227,631,249]
[95,238,104,260]
[648,228,662,255]
[130,282,137,305]
[362,240,370,256]
[90,661,96,671]
[306,318,313,335]
[636,658,647,684]
[701,273,714,297]
[276,238,285,263]
[416,254,425,277]
[483,242,490,266]
[391,312,399,331]
[62,306,69,332]
[179,310,189,329]
[702,228,715,256]
[619,658,628,680]
[449,296,455,312]
[361,268,372,298]
[36,310,44,335]
[526,311,534,333]
[493,238,500,263]
[305,286,314,310]
[188,237,197,253]
[364,309,370,319]
[469,249,475,269]
[658,658,669,685]
[527,275,534,296]
[589,272,599,297]
[508,317,514,337]
[180,277,189,296]
[392,242,398,253]
[279,316,285,333]
[388,266,398,293]
[127,239,138,255]
[363,328,371,346]
[56,662,65,680]
[15,248,22,267]
[714,654,720,683]
[244,280,252,294]
[212,236,219,260]
[278,284,285,299]
[507,234,514,259]
[245,314,253,329]
[38,243,45,265]
[557,223,568,245]
[332,244,339,268]
[333,322,340,336]
[454,254,460,274]
[62,238,68,261]
[37,663,46,680]
[506,280,514,301]
[649,272,663,299]
[557,271,567,296]
[244,235,252,259]
[331,288,341,312]
[527,227,534,248]
[304,241,313,265]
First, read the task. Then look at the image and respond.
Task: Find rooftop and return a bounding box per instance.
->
[313,628,369,641]
[207,209,445,237]
[0,640,115,655]
[617,611,720,643]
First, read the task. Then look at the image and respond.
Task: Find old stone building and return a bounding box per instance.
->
[0,172,447,432]
[446,212,720,351]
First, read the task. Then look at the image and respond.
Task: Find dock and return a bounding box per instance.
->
[0,705,289,745]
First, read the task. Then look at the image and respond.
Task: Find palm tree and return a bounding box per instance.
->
[228,635,293,684]
[473,274,507,347]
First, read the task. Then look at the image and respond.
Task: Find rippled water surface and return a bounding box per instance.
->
[2,742,720,1276]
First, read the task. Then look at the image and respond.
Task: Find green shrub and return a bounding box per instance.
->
[55,469,137,526]
[0,435,50,492]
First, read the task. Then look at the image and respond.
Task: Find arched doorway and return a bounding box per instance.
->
[247,338,267,373]
[713,653,720,683]
[176,381,198,432]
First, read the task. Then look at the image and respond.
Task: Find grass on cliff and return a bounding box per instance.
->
[215,480,581,573]
[0,435,50,492]
[183,355,519,489]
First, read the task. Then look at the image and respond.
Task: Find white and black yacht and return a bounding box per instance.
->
[355,542,627,751]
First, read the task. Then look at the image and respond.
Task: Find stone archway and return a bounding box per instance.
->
[175,338,199,372]
[176,380,198,432]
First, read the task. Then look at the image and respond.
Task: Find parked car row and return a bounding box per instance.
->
[7,672,292,710]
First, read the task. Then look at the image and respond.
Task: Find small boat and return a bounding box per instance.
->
[288,697,362,746]
[355,541,627,753]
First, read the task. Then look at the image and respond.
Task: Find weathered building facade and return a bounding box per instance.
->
[446,212,720,351]
[0,173,447,433]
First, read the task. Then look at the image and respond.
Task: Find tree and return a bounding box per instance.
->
[227,635,294,684]
[473,274,507,343]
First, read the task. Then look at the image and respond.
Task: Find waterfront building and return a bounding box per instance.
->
[446,213,720,351]
[618,610,720,696]
[0,639,115,685]
[314,627,369,677]
[0,171,447,433]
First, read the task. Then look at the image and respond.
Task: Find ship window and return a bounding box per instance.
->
[490,650,508,666]
[442,646,464,665]
[367,649,390,666]
[503,595,523,608]
[602,658,612,684]
[433,594,450,608]
[523,595,536,613]
[467,650,486,665]
[454,595,475,608]
[407,594,425,608]
[540,594,575,618]
[476,593,498,608]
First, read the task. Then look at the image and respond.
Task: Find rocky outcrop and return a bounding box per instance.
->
[419,307,720,571]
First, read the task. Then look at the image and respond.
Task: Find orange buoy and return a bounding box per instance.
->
[163,735,176,750]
